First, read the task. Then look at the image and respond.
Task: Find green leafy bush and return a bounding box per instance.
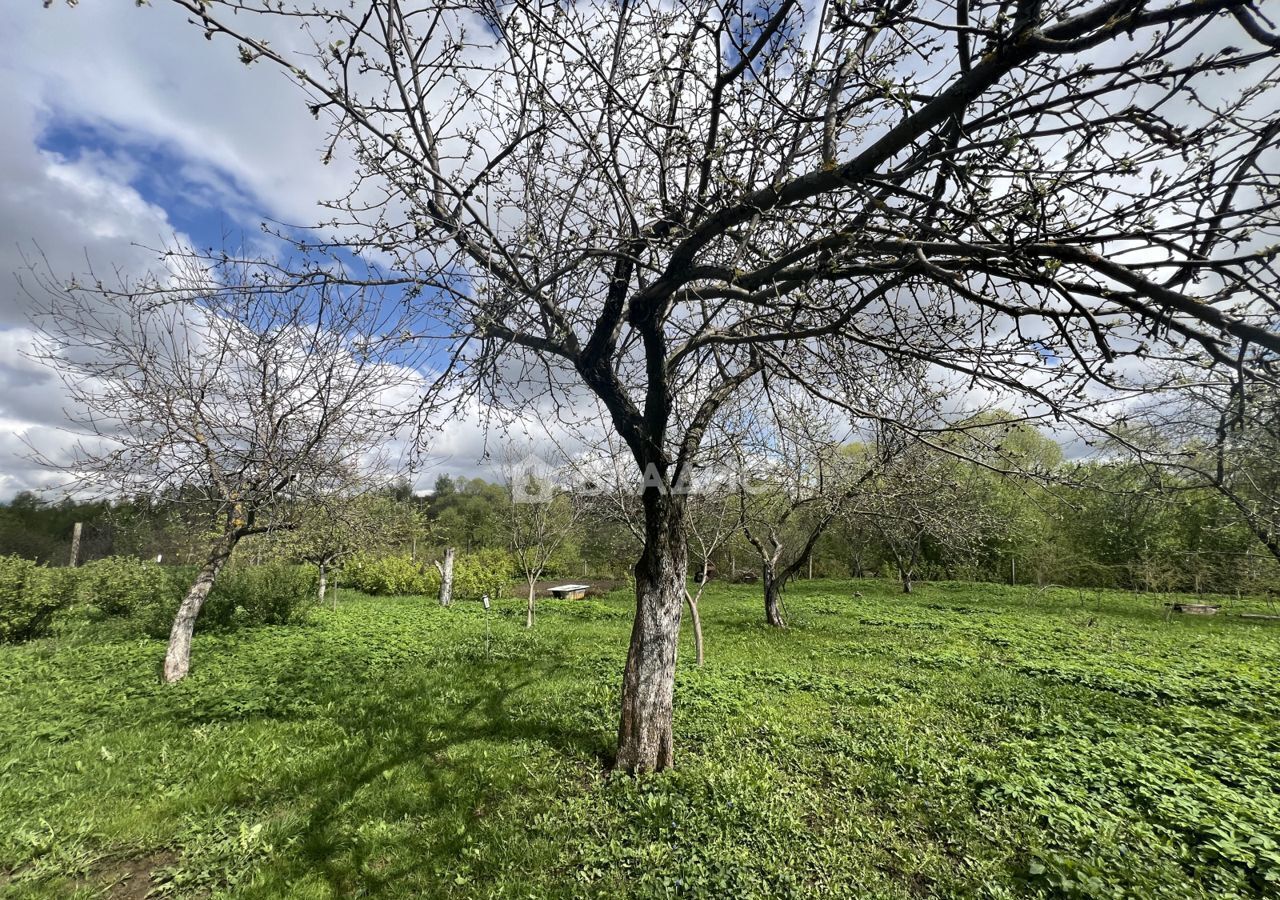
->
[340,552,432,596]
[450,549,512,602]
[135,562,317,636]
[198,562,319,632]
[339,550,511,601]
[134,565,194,638]
[75,555,175,617]
[0,555,77,642]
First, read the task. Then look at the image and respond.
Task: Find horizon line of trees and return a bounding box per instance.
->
[5,432,1276,600]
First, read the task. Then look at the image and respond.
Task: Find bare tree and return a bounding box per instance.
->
[858,423,994,593]
[1199,381,1280,564]
[25,253,415,681]
[1135,367,1280,565]
[261,489,421,609]
[682,478,742,667]
[501,449,583,628]
[82,0,1280,769]
[729,386,891,627]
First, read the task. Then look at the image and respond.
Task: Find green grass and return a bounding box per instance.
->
[1,579,1278,898]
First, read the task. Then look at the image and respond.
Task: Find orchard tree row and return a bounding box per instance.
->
[25,0,1280,771]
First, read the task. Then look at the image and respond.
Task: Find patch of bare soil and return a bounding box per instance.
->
[70,849,181,899]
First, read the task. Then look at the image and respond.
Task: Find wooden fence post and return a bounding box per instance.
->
[69,522,83,568]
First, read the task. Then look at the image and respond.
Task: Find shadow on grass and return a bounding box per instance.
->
[228,645,614,896]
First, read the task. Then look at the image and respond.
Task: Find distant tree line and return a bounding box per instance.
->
[6,425,1277,599]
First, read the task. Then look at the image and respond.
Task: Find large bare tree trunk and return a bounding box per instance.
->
[318,563,328,608]
[616,494,686,773]
[762,562,786,628]
[163,532,238,683]
[526,580,536,629]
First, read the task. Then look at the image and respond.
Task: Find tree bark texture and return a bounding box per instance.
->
[762,562,786,628]
[163,531,239,683]
[439,547,455,607]
[615,494,686,773]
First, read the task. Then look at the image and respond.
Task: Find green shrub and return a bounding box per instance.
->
[201,562,319,631]
[0,555,77,642]
[132,565,195,638]
[75,555,174,617]
[135,562,317,637]
[451,548,512,602]
[339,550,511,601]
[340,553,432,596]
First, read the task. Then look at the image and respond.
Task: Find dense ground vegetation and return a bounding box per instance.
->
[0,555,318,644]
[1,579,1277,898]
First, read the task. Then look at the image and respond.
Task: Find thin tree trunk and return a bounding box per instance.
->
[909,536,923,593]
[439,547,455,607]
[901,568,913,594]
[685,589,704,667]
[318,563,328,608]
[616,494,686,774]
[526,579,536,629]
[163,531,238,683]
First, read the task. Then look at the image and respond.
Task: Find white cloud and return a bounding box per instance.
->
[11,3,352,226]
[0,3,405,498]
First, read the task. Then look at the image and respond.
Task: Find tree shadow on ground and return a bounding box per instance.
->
[233,648,615,897]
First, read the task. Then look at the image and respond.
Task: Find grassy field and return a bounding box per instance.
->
[1,579,1278,899]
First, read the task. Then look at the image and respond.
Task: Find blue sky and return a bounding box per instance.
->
[0,1,502,499]
[36,117,256,255]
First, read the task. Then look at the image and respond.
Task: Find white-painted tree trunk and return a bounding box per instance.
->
[439,547,455,607]
[68,522,82,568]
[685,590,704,668]
[163,532,239,683]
